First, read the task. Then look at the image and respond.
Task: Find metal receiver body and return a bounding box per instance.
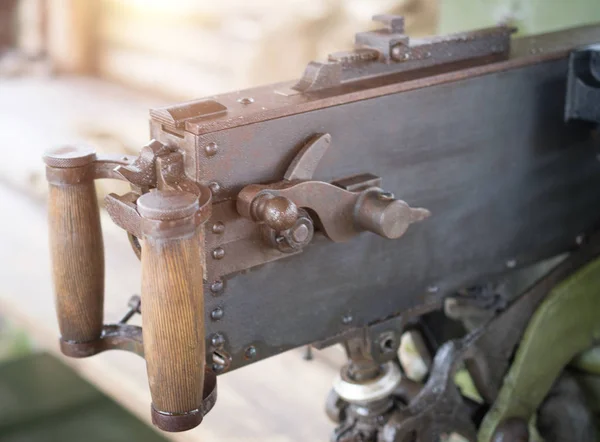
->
[43,15,600,440]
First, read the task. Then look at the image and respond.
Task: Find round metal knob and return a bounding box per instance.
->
[252,194,299,231]
[354,188,430,239]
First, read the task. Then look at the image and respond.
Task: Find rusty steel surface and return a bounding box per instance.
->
[198,57,600,370]
[147,24,600,138]
[42,16,600,436]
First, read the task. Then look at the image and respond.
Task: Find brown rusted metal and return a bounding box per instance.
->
[150,369,218,432]
[237,179,429,243]
[294,16,514,93]
[60,324,144,358]
[42,16,600,437]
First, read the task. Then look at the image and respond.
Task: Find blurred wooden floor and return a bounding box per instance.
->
[0,75,345,442]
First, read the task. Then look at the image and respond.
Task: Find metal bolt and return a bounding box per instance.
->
[204,142,218,157]
[119,295,141,324]
[211,221,225,234]
[291,223,310,243]
[212,247,225,260]
[506,259,517,268]
[244,346,257,359]
[342,314,353,325]
[210,333,225,348]
[210,279,224,294]
[237,97,254,105]
[211,307,224,321]
[208,182,221,194]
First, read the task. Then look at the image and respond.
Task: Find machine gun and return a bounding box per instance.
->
[42,15,600,441]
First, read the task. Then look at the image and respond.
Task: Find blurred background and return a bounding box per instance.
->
[0,1,599,441]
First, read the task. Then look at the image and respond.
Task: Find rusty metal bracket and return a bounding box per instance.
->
[237,133,430,243]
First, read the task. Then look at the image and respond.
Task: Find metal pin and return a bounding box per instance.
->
[119,295,141,324]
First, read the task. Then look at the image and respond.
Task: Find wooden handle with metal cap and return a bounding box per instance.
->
[43,146,105,344]
[138,190,209,432]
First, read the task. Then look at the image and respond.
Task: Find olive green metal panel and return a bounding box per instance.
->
[478,257,600,441]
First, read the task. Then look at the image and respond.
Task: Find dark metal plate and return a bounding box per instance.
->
[200,57,600,371]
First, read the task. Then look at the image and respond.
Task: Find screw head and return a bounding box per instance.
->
[212,247,225,260]
[211,221,225,234]
[210,279,224,294]
[204,142,218,157]
[212,362,225,373]
[210,307,224,321]
[291,223,310,243]
[244,346,257,359]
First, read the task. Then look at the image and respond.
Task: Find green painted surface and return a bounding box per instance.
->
[573,345,600,376]
[478,258,600,441]
[439,0,600,36]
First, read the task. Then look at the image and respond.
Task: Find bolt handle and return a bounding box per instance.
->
[355,188,430,239]
[44,146,105,343]
[138,190,209,432]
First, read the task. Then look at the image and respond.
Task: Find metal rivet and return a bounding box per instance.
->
[506,259,516,269]
[210,279,224,294]
[212,221,225,234]
[244,346,257,359]
[210,333,225,347]
[211,307,224,321]
[204,142,218,157]
[212,362,225,373]
[238,97,254,105]
[212,247,225,260]
[342,314,353,325]
[209,182,221,194]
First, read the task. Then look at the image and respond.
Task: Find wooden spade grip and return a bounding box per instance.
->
[44,147,105,343]
[138,191,206,432]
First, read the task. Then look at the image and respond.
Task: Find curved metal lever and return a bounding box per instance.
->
[237,133,430,243]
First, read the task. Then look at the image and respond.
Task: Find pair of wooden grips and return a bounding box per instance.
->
[44,147,209,432]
